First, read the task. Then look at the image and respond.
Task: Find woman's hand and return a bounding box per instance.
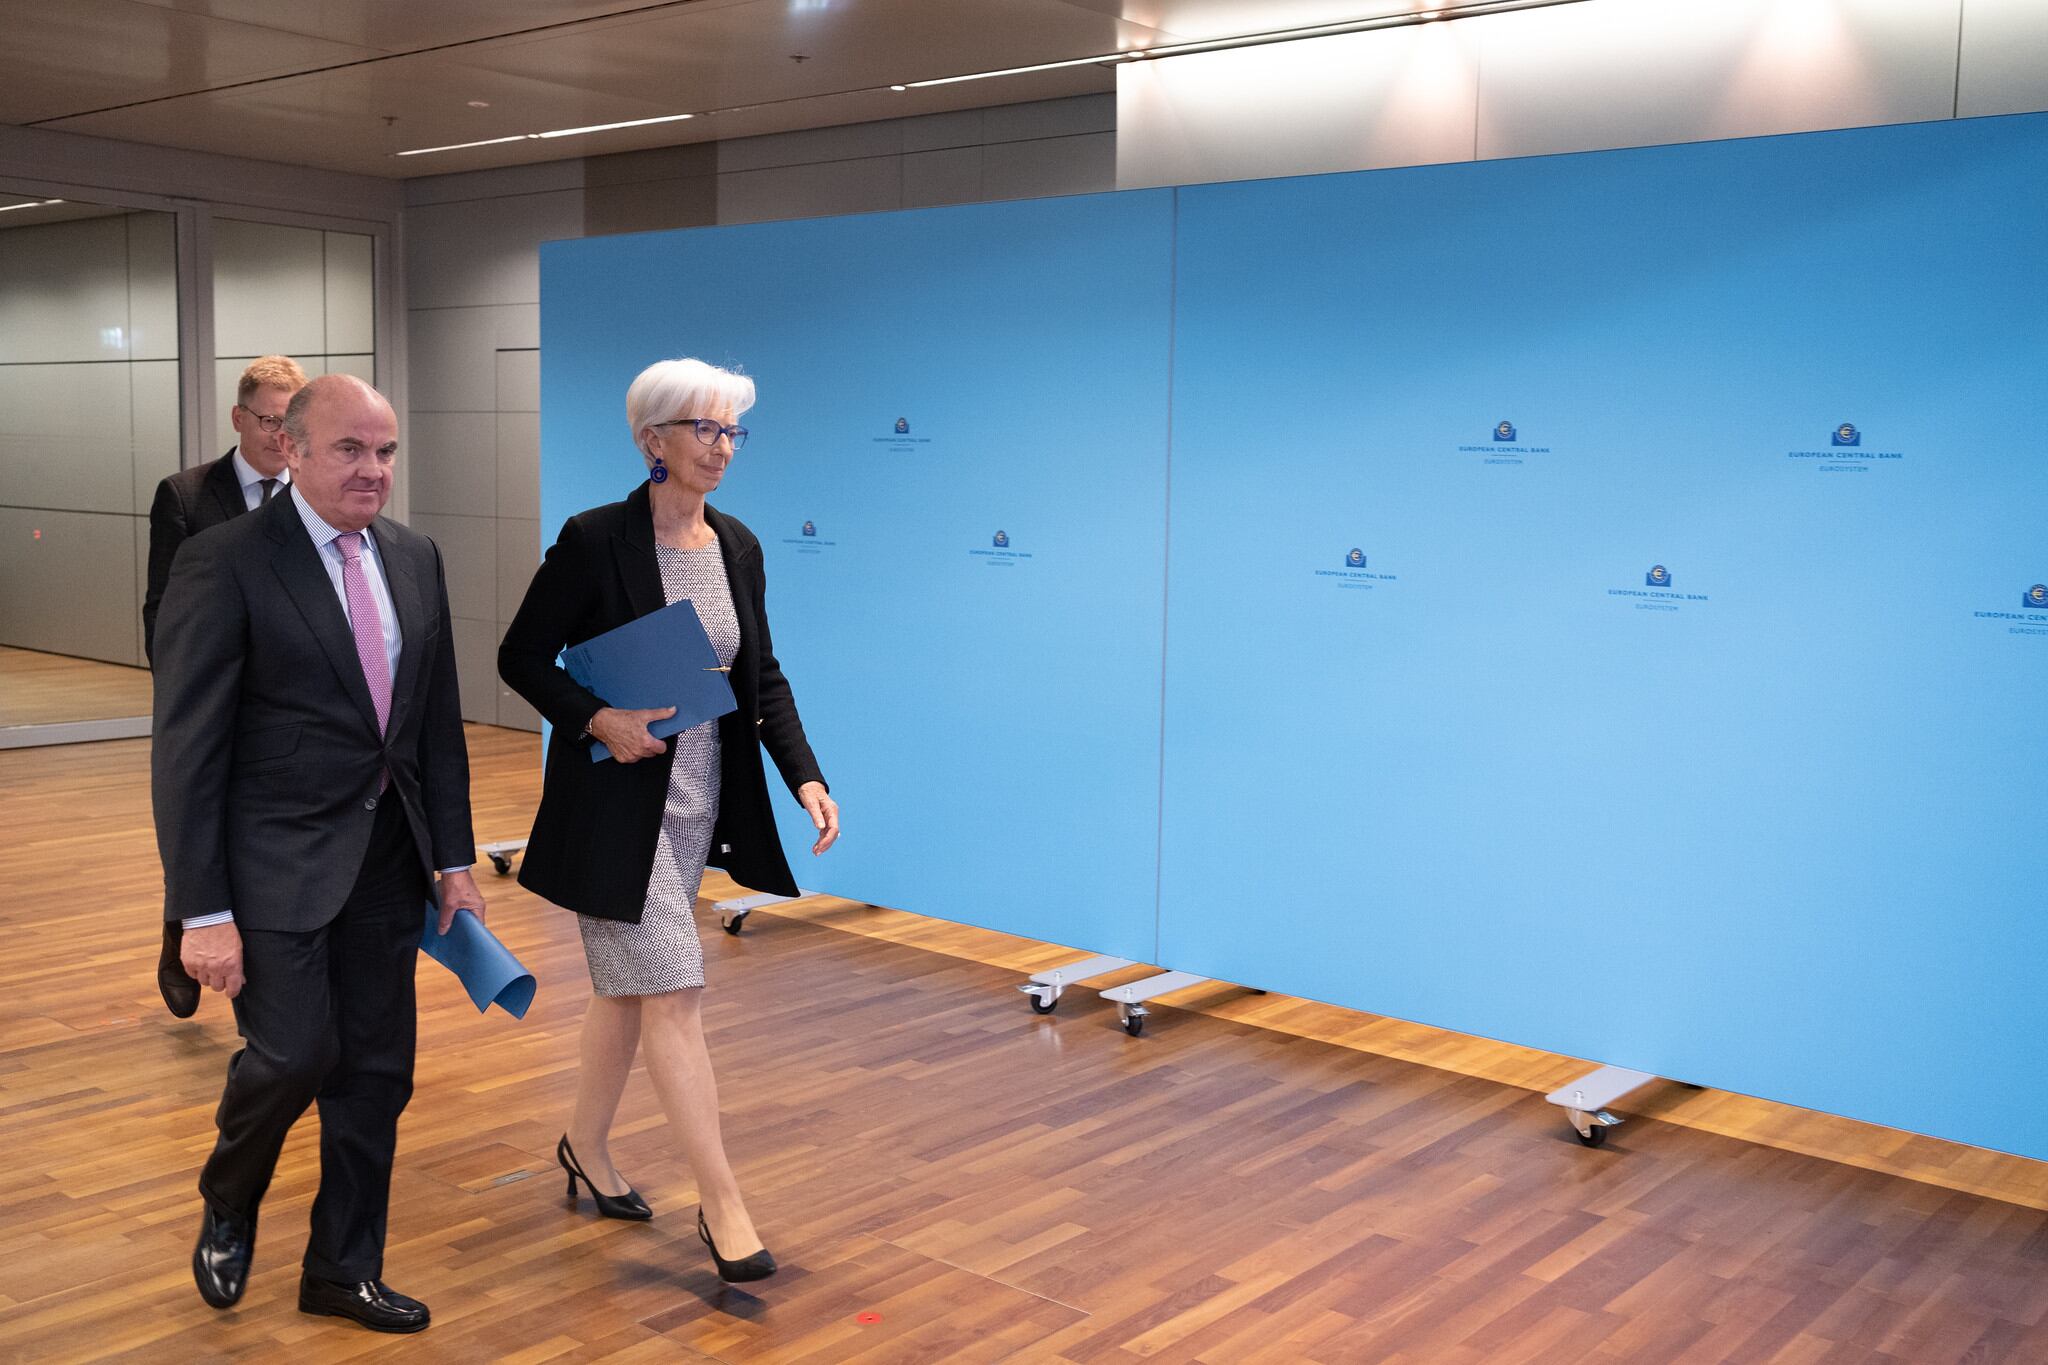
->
[587,706,674,762]
[797,781,839,855]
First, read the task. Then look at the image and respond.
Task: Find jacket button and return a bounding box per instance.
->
[364,797,378,811]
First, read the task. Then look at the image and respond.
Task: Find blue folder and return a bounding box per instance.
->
[561,599,738,762]
[420,905,537,1018]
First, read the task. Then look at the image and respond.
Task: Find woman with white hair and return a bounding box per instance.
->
[498,357,839,1283]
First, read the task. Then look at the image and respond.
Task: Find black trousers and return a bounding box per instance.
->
[198,798,428,1282]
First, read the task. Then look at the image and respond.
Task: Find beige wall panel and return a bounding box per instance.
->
[325,354,376,383]
[0,507,140,663]
[716,120,906,174]
[495,411,539,522]
[214,219,327,358]
[495,350,540,413]
[408,305,540,412]
[125,212,181,362]
[1117,24,1476,188]
[497,683,542,733]
[1476,0,1962,161]
[323,231,377,355]
[496,517,540,638]
[450,615,499,726]
[904,147,983,208]
[0,362,136,513]
[983,93,1116,143]
[984,132,1116,200]
[0,216,134,364]
[716,156,904,225]
[582,174,718,237]
[404,190,582,311]
[408,511,498,622]
[406,411,496,517]
[1958,0,2048,117]
[128,360,181,515]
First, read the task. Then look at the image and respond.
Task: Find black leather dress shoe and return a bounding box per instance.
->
[192,1206,255,1308]
[158,923,199,1018]
[298,1275,431,1333]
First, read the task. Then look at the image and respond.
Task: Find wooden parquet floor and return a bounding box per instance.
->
[2,725,2044,1363]
[0,646,152,727]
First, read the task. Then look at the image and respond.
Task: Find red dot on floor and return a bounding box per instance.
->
[857,1312,882,1325]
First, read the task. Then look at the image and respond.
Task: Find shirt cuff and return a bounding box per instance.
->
[183,911,234,929]
[438,866,471,875]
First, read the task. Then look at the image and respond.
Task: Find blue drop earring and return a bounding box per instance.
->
[650,453,668,484]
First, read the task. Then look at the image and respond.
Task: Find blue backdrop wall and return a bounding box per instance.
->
[540,114,2048,1159]
[541,192,1176,962]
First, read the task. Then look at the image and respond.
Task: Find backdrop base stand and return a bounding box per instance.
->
[712,889,818,935]
[480,839,527,875]
[1546,1065,1657,1148]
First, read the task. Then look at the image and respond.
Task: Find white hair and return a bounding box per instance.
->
[625,358,756,455]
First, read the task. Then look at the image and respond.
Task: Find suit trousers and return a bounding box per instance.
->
[197,796,427,1282]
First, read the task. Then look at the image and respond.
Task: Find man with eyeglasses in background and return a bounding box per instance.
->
[144,355,309,1019]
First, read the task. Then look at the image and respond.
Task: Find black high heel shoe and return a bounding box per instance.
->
[556,1135,652,1221]
[698,1209,777,1283]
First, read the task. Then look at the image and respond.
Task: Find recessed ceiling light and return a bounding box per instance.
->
[890,84,907,92]
[467,100,491,108]
[0,198,65,213]
[398,112,695,156]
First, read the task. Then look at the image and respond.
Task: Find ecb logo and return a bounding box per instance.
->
[894,417,910,434]
[992,529,1009,548]
[1831,422,1860,447]
[2025,584,2048,610]
[1493,421,1516,443]
[1646,564,1672,588]
[1345,548,1366,569]
[801,521,816,537]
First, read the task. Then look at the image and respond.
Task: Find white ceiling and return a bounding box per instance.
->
[0,0,1468,178]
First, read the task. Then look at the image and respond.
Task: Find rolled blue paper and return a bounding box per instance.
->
[420,903,536,1018]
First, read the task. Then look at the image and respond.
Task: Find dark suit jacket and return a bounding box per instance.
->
[143,451,250,665]
[498,484,825,923]
[151,492,475,932]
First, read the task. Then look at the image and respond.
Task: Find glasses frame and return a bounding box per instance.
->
[653,416,748,450]
[236,404,287,434]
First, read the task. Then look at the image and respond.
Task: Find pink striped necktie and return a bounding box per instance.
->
[336,531,393,737]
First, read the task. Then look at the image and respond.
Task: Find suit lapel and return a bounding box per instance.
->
[379,519,428,735]
[614,481,666,620]
[206,452,247,522]
[265,496,383,739]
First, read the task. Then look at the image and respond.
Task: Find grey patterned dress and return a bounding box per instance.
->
[577,542,740,996]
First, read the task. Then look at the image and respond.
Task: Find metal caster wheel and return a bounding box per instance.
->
[1121,1010,1146,1036]
[721,915,747,936]
[1029,994,1058,1014]
[1575,1124,1607,1148]
[488,853,513,875]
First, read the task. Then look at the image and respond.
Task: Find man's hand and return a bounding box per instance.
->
[181,922,245,999]
[586,706,674,763]
[797,781,840,856]
[436,868,487,935]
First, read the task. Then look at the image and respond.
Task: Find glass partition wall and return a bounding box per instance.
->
[0,194,381,747]
[212,219,376,426]
[0,197,179,734]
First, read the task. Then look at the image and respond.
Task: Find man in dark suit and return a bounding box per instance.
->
[152,373,483,1334]
[145,355,307,1019]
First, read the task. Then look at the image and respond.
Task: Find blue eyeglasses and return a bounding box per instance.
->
[654,417,748,451]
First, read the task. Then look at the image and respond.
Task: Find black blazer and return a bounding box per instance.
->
[151,492,475,931]
[498,484,825,923]
[143,451,248,664]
